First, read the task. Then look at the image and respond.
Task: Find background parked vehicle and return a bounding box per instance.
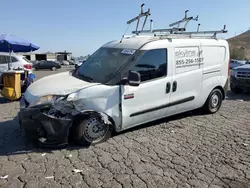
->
[68,59,75,65]
[0,53,33,72]
[74,60,85,69]
[58,60,70,66]
[230,59,245,69]
[33,60,61,71]
[230,64,250,93]
[0,53,33,89]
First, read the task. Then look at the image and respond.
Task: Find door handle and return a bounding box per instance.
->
[172,81,177,92]
[166,82,171,94]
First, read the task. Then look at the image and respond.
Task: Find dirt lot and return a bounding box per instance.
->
[0,66,250,188]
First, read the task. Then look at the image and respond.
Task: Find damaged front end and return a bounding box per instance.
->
[19,95,112,147]
[19,100,73,147]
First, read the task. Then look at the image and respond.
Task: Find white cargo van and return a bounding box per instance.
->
[19,6,230,147]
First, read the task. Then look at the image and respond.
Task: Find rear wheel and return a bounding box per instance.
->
[74,116,112,146]
[51,67,56,71]
[203,89,223,114]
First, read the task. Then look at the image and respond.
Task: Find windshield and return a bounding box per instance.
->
[76,47,136,83]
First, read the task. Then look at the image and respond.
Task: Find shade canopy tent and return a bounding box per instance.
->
[0,34,39,70]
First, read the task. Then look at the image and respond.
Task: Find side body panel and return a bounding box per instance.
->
[167,40,203,116]
[199,39,229,104]
[119,38,229,131]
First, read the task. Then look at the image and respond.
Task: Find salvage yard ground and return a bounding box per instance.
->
[0,66,250,188]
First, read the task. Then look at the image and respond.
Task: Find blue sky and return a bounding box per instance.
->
[1,0,249,56]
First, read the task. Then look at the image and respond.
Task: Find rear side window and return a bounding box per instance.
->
[130,49,167,82]
[6,56,18,63]
[0,56,7,64]
[1,56,18,63]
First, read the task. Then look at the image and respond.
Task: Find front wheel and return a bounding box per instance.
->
[203,89,223,114]
[73,116,112,146]
[51,67,56,71]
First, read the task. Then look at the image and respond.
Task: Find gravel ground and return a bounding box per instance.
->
[0,66,250,188]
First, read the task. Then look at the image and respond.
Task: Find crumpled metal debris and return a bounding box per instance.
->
[53,100,79,115]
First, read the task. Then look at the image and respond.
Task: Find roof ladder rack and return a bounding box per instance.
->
[127,4,151,33]
[123,5,228,39]
[169,10,198,30]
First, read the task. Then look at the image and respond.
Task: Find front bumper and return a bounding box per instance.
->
[19,98,73,147]
[230,76,250,88]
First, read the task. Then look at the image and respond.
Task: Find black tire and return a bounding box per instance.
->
[203,89,223,114]
[51,67,56,71]
[73,116,112,146]
[230,85,243,94]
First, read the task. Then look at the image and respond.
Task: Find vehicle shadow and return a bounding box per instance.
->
[226,90,250,102]
[0,96,21,104]
[0,116,88,157]
[0,97,10,104]
[0,109,201,157]
[0,116,36,156]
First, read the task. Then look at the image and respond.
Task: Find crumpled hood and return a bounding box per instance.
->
[24,71,99,103]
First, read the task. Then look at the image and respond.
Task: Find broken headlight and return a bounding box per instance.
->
[36,95,62,105]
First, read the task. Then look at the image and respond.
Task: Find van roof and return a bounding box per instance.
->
[102,35,228,50]
[102,36,156,50]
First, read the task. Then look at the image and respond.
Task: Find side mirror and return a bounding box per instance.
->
[128,71,141,86]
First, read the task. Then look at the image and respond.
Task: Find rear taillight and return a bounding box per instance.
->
[24,64,32,69]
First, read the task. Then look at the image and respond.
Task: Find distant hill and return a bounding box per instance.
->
[227,30,250,59]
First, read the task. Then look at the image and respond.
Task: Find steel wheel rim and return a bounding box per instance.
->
[83,117,109,143]
[210,93,220,108]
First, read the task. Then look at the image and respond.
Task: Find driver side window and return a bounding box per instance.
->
[130,49,167,82]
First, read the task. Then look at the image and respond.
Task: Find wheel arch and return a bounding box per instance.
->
[213,86,225,100]
[202,85,225,107]
[71,110,116,132]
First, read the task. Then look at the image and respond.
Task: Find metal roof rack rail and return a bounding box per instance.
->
[169,10,198,29]
[132,27,186,35]
[174,24,228,38]
[120,4,228,41]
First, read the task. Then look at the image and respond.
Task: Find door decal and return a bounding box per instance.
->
[124,93,134,100]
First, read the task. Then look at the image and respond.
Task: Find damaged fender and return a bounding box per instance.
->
[52,84,121,131]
